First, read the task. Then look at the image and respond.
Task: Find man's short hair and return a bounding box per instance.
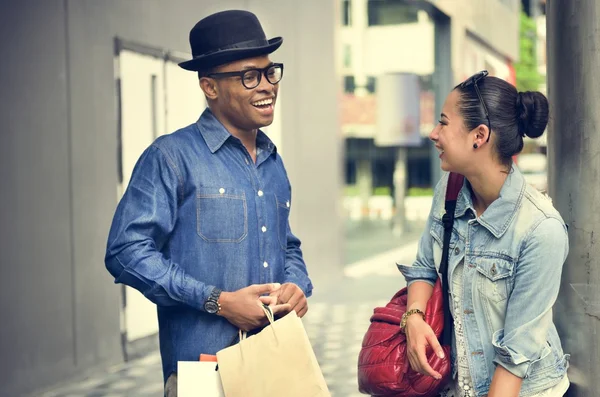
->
[197,68,215,80]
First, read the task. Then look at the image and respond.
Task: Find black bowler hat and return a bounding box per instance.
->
[178,10,283,71]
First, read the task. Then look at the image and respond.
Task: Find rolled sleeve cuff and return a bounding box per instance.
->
[492,329,531,378]
[183,277,214,312]
[284,277,313,298]
[397,263,438,287]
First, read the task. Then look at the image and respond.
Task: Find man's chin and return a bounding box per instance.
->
[253,116,274,129]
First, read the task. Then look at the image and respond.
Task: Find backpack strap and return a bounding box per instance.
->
[439,172,464,346]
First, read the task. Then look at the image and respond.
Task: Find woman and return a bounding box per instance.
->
[398,71,570,397]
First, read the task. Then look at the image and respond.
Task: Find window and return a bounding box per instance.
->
[343,76,375,94]
[344,75,356,93]
[367,0,419,26]
[343,44,352,68]
[366,76,376,93]
[342,0,352,26]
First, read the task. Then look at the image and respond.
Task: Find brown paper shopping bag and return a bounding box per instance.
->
[216,306,331,397]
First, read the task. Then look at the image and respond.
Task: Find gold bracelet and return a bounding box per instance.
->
[400,309,425,331]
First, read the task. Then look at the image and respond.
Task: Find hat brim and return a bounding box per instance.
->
[178,37,283,71]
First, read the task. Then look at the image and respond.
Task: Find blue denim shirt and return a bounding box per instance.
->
[105,109,313,382]
[399,167,570,397]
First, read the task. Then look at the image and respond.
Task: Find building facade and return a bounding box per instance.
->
[338,0,520,220]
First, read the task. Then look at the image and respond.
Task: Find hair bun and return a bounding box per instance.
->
[516,91,549,139]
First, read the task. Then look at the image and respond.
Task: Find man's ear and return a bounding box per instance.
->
[200,77,218,100]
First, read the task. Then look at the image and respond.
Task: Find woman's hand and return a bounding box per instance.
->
[404,314,445,380]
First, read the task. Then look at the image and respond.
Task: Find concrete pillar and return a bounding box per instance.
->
[431,12,453,186]
[547,1,600,396]
[351,0,369,96]
[393,147,408,235]
[356,159,373,218]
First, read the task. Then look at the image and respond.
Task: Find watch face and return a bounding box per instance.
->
[205,301,219,314]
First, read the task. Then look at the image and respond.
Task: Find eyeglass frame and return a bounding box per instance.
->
[457,70,492,142]
[205,63,284,89]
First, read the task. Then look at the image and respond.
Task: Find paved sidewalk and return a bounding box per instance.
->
[41,296,401,397]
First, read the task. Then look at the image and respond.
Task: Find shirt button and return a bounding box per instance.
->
[219,188,225,194]
[258,190,264,197]
[286,201,290,208]
[261,226,267,233]
[263,261,269,268]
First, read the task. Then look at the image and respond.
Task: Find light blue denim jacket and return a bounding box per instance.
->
[398,166,570,396]
[105,109,313,382]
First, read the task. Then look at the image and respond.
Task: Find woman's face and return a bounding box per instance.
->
[429,90,481,173]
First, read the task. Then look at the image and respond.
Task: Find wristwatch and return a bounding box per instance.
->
[400,309,425,332]
[204,287,222,314]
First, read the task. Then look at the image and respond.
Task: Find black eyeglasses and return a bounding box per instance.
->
[458,70,491,142]
[207,63,284,89]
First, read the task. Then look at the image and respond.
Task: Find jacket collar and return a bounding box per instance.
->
[449,165,526,238]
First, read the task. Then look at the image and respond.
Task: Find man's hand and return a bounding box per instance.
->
[218,283,291,331]
[270,283,308,318]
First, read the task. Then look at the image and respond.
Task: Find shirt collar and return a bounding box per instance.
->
[455,165,526,238]
[195,108,277,155]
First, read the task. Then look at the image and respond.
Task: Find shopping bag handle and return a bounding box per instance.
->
[238,304,276,341]
[261,304,275,324]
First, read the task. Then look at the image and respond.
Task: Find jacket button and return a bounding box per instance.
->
[454,247,460,254]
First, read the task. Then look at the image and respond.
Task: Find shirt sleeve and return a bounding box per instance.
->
[104,144,214,311]
[283,220,313,297]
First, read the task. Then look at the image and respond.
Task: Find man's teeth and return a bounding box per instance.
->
[252,99,273,106]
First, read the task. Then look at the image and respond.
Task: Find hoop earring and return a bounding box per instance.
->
[473,143,478,149]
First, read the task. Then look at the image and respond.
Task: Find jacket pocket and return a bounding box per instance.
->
[474,257,514,303]
[196,187,247,243]
[275,194,291,250]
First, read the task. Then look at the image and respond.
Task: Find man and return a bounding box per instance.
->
[104,10,313,396]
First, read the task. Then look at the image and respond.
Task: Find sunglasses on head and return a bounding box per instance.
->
[458,70,491,142]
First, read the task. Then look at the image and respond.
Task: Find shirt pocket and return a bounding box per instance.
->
[474,257,514,303]
[196,187,248,243]
[275,194,291,250]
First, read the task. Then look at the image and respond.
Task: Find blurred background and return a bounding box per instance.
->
[2,0,593,396]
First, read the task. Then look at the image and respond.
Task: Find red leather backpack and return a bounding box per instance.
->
[357,173,464,396]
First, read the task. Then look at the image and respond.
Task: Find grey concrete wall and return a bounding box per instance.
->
[0,2,88,396]
[0,0,341,395]
[547,1,600,395]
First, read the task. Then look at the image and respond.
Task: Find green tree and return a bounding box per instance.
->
[514,9,542,92]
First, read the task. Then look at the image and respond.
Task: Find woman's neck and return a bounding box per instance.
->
[466,163,510,216]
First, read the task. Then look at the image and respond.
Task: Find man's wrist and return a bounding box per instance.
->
[203,287,223,314]
[217,291,233,317]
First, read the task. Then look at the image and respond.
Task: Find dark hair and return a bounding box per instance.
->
[454,76,549,164]
[197,70,210,80]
